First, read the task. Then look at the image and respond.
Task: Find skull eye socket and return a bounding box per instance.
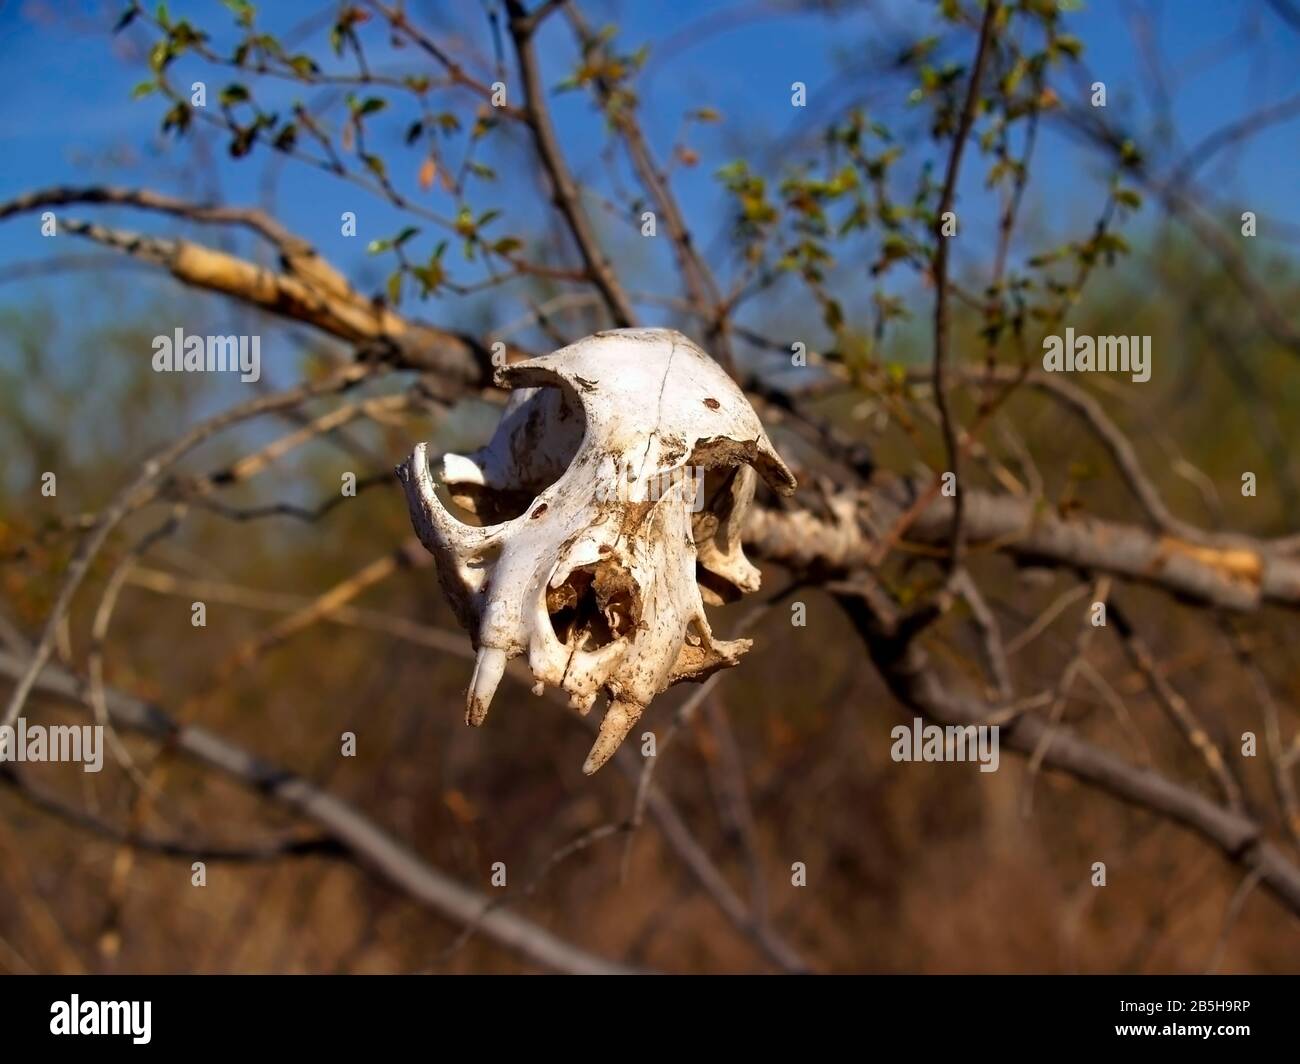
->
[444,482,539,526]
[441,386,587,525]
[545,560,640,650]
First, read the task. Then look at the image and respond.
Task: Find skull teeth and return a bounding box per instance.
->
[569,691,597,715]
[583,699,643,775]
[466,646,507,727]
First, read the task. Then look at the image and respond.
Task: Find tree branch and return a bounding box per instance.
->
[745,476,1300,613]
[831,586,1300,917]
[0,651,640,975]
[929,0,1001,574]
[504,0,636,326]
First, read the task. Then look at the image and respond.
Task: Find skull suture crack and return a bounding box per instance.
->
[396,328,796,774]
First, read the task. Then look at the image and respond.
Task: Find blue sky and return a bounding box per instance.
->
[0,0,1296,377]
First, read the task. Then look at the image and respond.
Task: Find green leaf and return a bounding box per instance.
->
[1001,57,1027,96]
[160,101,191,136]
[130,80,156,99]
[1054,34,1084,59]
[366,238,393,255]
[1099,232,1131,256]
[411,260,444,295]
[228,125,257,157]
[714,159,748,182]
[881,234,910,260]
[394,226,420,246]
[386,270,403,305]
[148,39,171,73]
[219,83,250,105]
[113,5,139,33]
[838,202,870,236]
[222,0,256,26]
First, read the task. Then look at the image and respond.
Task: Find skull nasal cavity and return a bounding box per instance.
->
[545,560,641,650]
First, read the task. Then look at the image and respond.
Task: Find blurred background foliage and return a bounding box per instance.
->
[1,0,1298,972]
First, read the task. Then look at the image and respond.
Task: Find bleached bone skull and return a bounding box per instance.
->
[396,328,796,774]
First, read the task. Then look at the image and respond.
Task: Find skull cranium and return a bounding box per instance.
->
[396,328,796,774]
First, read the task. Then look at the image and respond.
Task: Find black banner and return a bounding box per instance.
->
[0,975,1291,1052]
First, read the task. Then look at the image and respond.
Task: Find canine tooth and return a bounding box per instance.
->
[466,647,507,726]
[583,700,642,775]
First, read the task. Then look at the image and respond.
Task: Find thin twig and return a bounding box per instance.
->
[929,0,1001,577]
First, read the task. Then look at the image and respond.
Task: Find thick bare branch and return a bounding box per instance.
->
[0,188,502,385]
[746,477,1300,613]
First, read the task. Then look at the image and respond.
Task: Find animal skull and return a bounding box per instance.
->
[396,328,796,774]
